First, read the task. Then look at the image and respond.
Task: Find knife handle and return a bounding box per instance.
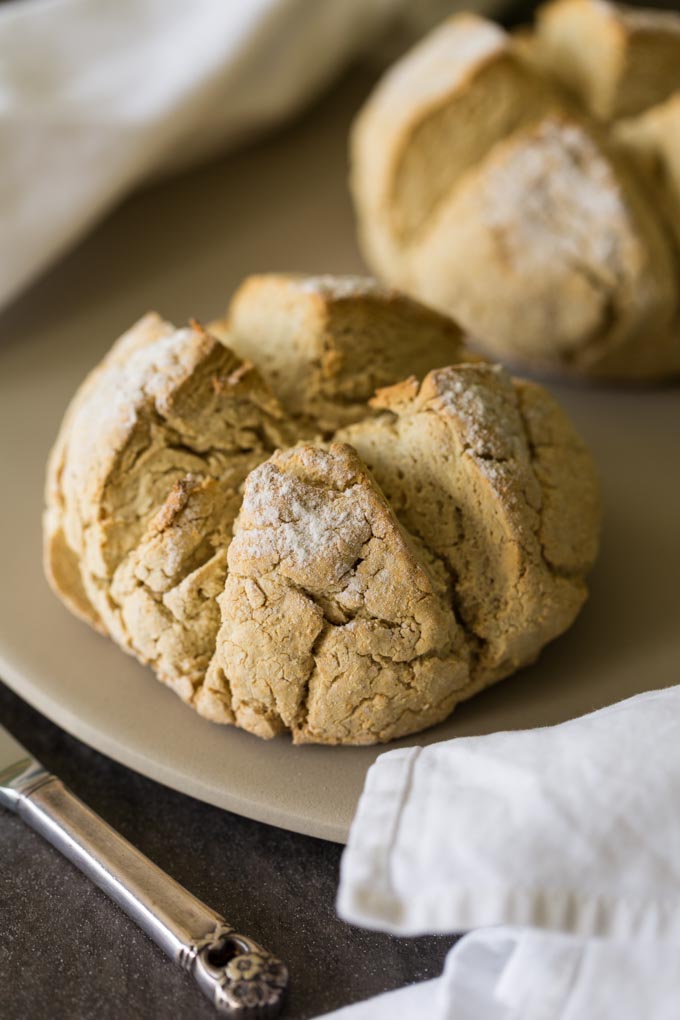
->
[13,771,287,1018]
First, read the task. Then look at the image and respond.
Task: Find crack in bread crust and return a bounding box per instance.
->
[201,444,469,745]
[44,314,298,699]
[338,364,600,699]
[44,278,601,745]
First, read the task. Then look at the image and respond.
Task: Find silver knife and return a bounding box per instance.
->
[0,723,287,1018]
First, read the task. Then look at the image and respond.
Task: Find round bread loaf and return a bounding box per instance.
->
[350,2,680,380]
[45,275,600,745]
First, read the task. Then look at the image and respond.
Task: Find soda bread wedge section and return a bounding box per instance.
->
[44,314,297,699]
[210,274,464,432]
[536,0,680,120]
[339,364,600,690]
[614,93,680,250]
[408,115,678,377]
[350,13,568,288]
[197,444,470,744]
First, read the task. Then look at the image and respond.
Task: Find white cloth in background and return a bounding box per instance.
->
[0,0,400,311]
[320,686,680,1018]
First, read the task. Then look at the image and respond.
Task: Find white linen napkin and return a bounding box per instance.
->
[0,0,401,312]
[320,686,680,1018]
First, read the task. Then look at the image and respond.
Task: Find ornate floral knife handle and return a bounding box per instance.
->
[2,754,287,1017]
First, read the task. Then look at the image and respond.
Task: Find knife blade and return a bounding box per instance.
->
[0,723,287,1018]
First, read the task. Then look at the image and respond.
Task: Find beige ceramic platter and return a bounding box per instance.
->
[0,75,678,843]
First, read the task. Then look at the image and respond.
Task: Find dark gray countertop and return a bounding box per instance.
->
[0,682,452,1019]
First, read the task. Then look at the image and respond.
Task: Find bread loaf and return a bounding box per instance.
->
[350,2,680,380]
[45,276,600,744]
